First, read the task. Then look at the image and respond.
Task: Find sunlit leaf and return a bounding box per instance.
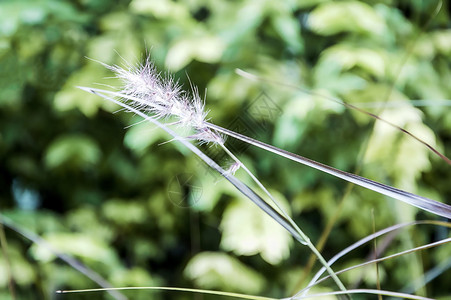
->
[110,267,156,287]
[184,252,265,294]
[220,197,292,265]
[364,106,438,219]
[320,44,386,78]
[308,1,385,36]
[165,36,225,71]
[433,29,451,55]
[102,199,147,226]
[53,65,113,117]
[130,0,189,19]
[30,233,119,265]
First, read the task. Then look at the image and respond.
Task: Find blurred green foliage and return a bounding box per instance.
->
[1,0,451,299]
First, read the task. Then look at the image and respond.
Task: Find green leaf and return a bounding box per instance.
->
[0,0,87,36]
[271,15,303,54]
[313,54,367,94]
[216,0,265,45]
[0,1,46,36]
[364,105,437,220]
[67,208,115,242]
[111,267,156,287]
[130,0,189,19]
[320,44,386,78]
[165,35,225,71]
[30,233,118,265]
[123,123,164,155]
[44,134,102,170]
[53,65,113,117]
[274,96,313,149]
[433,30,451,55]
[308,1,385,36]
[102,199,147,226]
[296,0,330,9]
[184,252,265,294]
[220,197,292,265]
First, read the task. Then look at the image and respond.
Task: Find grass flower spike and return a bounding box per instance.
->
[104,58,222,144]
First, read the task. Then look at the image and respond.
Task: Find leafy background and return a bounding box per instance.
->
[0,0,450,299]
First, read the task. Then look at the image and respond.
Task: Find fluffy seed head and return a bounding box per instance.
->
[105,58,223,144]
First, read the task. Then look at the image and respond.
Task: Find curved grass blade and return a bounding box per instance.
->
[297,221,451,297]
[57,286,276,300]
[300,236,451,296]
[0,214,127,300]
[207,122,451,219]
